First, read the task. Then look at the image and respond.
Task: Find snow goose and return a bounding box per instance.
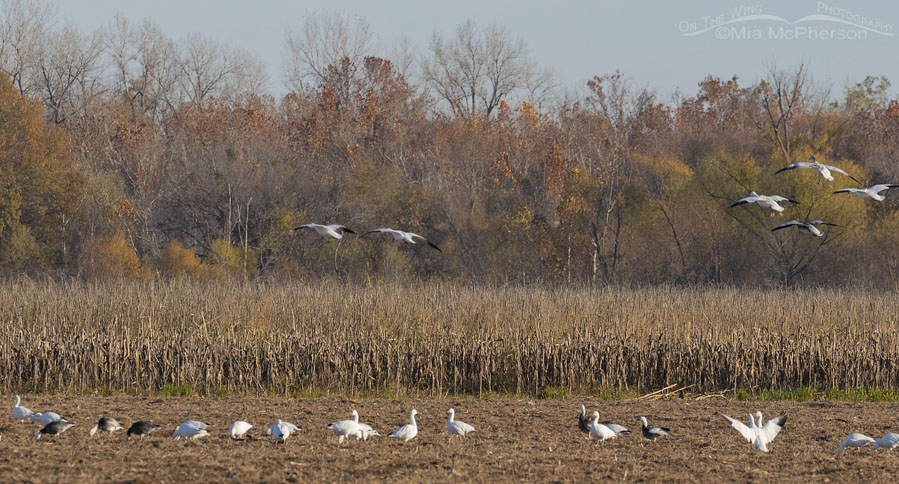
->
[362,228,442,252]
[833,184,899,201]
[173,420,210,440]
[267,419,292,443]
[838,433,875,453]
[730,192,798,216]
[126,421,160,440]
[31,412,64,426]
[636,416,670,440]
[775,156,860,183]
[589,411,616,442]
[447,408,476,436]
[873,433,899,450]
[771,220,837,237]
[229,421,253,440]
[294,223,356,240]
[718,411,786,452]
[34,420,74,440]
[327,410,363,443]
[12,395,33,422]
[89,417,123,436]
[388,409,418,442]
[577,405,591,433]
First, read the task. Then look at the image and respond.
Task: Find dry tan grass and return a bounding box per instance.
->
[0,280,897,395]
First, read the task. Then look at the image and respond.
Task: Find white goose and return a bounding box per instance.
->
[833,184,899,201]
[267,419,292,443]
[173,420,209,440]
[327,410,363,443]
[388,409,418,442]
[12,395,33,422]
[31,412,64,426]
[229,421,253,440]
[447,408,475,436]
[362,228,442,252]
[719,411,786,452]
[775,156,860,183]
[294,223,356,240]
[838,433,875,453]
[730,192,798,216]
[589,411,616,442]
[873,433,899,450]
[771,220,837,237]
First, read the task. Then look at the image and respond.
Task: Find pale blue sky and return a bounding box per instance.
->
[54,0,899,100]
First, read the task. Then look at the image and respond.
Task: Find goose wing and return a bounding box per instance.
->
[767,195,798,204]
[326,224,356,234]
[774,162,813,174]
[759,415,786,442]
[824,164,860,184]
[869,184,899,194]
[730,196,760,207]
[718,413,754,442]
[772,221,803,232]
[409,233,442,252]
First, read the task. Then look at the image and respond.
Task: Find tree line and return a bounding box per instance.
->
[1,1,898,286]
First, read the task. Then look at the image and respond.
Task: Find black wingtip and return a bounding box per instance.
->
[786,199,799,204]
[428,241,442,252]
[774,167,789,174]
[342,228,356,234]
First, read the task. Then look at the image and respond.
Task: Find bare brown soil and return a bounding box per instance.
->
[0,396,897,483]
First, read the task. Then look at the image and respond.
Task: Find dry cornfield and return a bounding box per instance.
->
[1,280,897,396]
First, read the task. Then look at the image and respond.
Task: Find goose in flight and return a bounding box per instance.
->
[388,409,418,442]
[730,192,798,216]
[447,408,476,436]
[363,228,442,252]
[126,421,160,440]
[294,223,356,240]
[589,411,616,442]
[719,411,786,452]
[838,433,875,453]
[873,433,899,450]
[12,395,33,422]
[327,410,363,443]
[34,420,74,440]
[229,421,253,440]
[636,416,670,441]
[89,417,123,436]
[775,156,860,183]
[771,220,837,237]
[833,184,899,201]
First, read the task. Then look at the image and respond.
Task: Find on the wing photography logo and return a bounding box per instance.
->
[678,2,894,40]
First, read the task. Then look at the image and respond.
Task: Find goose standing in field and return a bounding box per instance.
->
[362,228,442,252]
[771,220,838,237]
[838,433,875,453]
[327,410,363,443]
[873,433,899,450]
[267,419,292,443]
[89,417,123,436]
[833,184,899,201]
[173,420,210,440]
[357,422,380,441]
[126,421,160,440]
[589,411,616,443]
[719,411,786,452]
[31,412,64,426]
[730,192,798,216]
[447,408,476,437]
[229,421,253,440]
[578,405,591,433]
[34,420,74,440]
[12,395,33,422]
[775,156,860,183]
[294,223,356,240]
[388,409,418,442]
[636,416,670,441]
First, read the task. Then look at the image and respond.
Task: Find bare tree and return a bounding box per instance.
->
[176,33,265,106]
[754,63,807,163]
[34,24,104,124]
[0,0,54,94]
[423,20,549,117]
[104,15,180,119]
[283,11,373,92]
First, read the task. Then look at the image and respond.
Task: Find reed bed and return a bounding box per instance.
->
[1,280,897,396]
